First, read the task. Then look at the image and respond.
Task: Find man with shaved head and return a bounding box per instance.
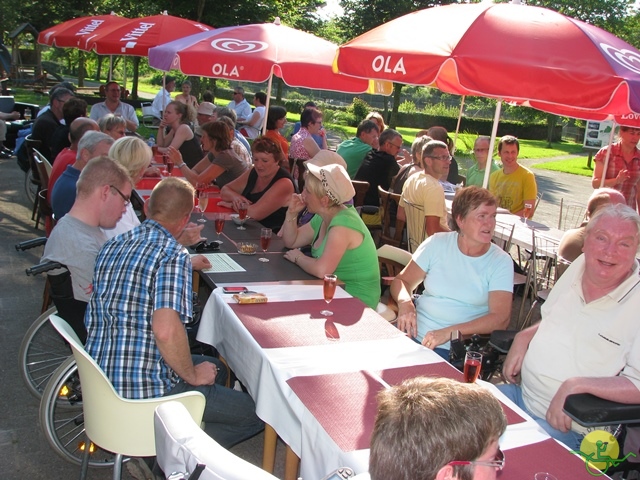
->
[85,178,263,468]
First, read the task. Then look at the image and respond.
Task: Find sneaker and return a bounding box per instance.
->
[0,150,12,159]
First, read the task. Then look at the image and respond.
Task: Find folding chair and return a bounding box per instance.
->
[141,102,158,128]
[558,197,586,230]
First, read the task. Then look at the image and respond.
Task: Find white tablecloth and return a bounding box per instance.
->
[197,285,550,479]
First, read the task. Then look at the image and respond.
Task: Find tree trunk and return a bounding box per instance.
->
[190,76,201,100]
[388,83,403,129]
[95,55,102,81]
[131,57,140,99]
[546,114,558,147]
[77,51,85,87]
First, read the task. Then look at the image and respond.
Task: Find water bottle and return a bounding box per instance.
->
[147,135,155,147]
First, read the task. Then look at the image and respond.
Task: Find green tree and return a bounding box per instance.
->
[336,0,458,128]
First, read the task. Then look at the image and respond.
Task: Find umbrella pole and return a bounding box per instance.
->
[482,99,502,189]
[108,55,113,82]
[452,95,465,156]
[263,67,274,136]
[162,73,166,114]
[599,123,617,188]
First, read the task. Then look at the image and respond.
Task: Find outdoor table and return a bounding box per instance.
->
[193,218,316,288]
[135,176,233,213]
[196,284,600,479]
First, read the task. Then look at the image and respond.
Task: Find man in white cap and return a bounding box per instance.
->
[195,102,217,137]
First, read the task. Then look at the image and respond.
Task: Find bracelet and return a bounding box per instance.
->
[177,162,186,169]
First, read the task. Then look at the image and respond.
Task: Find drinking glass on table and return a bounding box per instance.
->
[165,157,174,176]
[321,274,337,317]
[24,109,31,122]
[198,188,209,223]
[463,351,482,383]
[161,153,169,175]
[237,202,248,230]
[523,201,534,226]
[214,213,225,243]
[259,228,272,262]
[534,474,557,480]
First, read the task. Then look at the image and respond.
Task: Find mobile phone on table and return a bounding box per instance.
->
[222,286,248,294]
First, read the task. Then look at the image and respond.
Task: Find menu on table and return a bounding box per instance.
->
[191,253,245,273]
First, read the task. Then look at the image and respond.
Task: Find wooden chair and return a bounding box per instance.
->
[378,186,407,249]
[402,199,427,253]
[33,149,51,229]
[24,134,42,219]
[351,180,369,208]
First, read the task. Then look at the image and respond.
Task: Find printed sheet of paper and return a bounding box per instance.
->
[191,253,246,273]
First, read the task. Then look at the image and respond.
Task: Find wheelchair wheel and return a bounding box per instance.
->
[19,306,71,399]
[39,357,116,468]
[25,167,37,204]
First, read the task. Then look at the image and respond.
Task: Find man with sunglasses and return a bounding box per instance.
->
[369,377,507,480]
[227,86,252,124]
[400,140,452,251]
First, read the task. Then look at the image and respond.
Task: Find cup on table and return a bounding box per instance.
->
[463,351,482,383]
[534,473,557,480]
[24,109,31,122]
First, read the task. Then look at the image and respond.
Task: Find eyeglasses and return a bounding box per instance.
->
[390,142,403,149]
[449,448,505,471]
[426,154,453,162]
[110,185,131,207]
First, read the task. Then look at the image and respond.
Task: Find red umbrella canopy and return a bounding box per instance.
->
[38,14,130,49]
[81,12,212,57]
[148,20,391,95]
[335,2,640,126]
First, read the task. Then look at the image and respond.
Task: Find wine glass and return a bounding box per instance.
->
[259,228,272,262]
[523,201,534,226]
[237,202,248,230]
[214,213,225,243]
[463,351,482,383]
[161,153,169,175]
[197,191,209,223]
[166,158,174,176]
[321,274,337,317]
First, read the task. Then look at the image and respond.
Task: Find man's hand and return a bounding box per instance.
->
[502,325,538,384]
[546,379,576,432]
[191,254,211,271]
[193,361,217,386]
[177,222,205,246]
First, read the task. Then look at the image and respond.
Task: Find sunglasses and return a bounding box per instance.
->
[192,240,222,253]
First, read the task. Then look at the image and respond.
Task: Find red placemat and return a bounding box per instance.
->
[502,438,603,479]
[229,298,403,348]
[379,364,525,425]
[287,371,383,452]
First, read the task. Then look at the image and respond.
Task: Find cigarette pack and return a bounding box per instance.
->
[233,293,268,304]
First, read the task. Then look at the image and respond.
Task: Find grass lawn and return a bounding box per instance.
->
[530,156,594,177]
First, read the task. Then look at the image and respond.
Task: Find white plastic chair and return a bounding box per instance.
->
[154,401,278,480]
[48,314,206,480]
[141,102,159,128]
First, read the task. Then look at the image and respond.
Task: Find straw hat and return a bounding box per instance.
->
[305,162,355,205]
[197,102,216,116]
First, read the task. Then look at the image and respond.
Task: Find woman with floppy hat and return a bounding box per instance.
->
[282,162,380,308]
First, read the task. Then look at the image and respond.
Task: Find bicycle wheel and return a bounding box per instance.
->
[39,357,115,467]
[25,167,37,204]
[19,306,71,399]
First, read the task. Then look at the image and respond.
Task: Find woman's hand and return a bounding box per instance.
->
[231,196,252,212]
[166,146,183,164]
[288,194,305,215]
[422,329,450,349]
[284,248,303,264]
[191,254,212,271]
[616,169,630,185]
[144,166,162,177]
[396,301,417,338]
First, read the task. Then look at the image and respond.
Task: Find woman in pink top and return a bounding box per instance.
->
[289,107,327,188]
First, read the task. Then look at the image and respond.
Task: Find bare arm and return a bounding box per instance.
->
[158,124,193,153]
[281,194,314,248]
[425,215,450,237]
[502,323,540,384]
[240,110,261,127]
[547,376,640,432]
[591,157,629,189]
[179,160,226,187]
[283,225,361,278]
[220,170,251,202]
[152,308,216,386]
[245,178,294,221]
[303,136,321,158]
[390,260,426,338]
[424,290,511,348]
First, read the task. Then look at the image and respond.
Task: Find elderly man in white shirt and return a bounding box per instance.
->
[226,86,252,122]
[89,81,139,132]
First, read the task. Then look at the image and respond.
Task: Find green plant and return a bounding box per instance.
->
[398,100,418,113]
[332,110,357,127]
[348,97,371,124]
